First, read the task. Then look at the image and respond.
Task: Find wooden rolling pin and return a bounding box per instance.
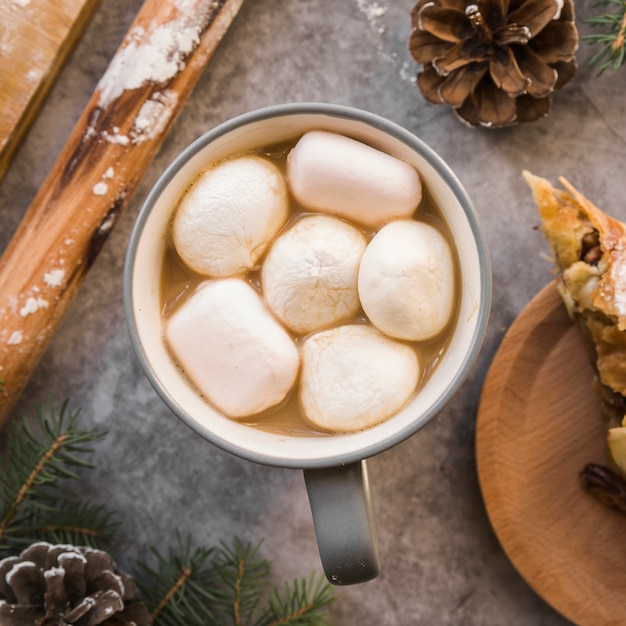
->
[0,0,246,426]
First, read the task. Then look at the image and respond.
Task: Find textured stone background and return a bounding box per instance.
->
[2,1,626,624]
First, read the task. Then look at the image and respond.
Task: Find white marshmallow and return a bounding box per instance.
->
[165,278,300,418]
[299,324,420,433]
[287,130,422,228]
[173,155,288,277]
[261,215,367,334]
[358,220,456,341]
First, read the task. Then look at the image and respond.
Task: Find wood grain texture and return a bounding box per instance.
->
[0,0,246,425]
[0,0,101,182]
[476,281,626,626]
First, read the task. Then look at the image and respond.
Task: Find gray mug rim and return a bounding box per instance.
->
[123,102,492,469]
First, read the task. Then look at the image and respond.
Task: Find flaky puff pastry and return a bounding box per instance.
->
[524,171,626,428]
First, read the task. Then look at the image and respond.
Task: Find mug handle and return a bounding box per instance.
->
[303,460,380,585]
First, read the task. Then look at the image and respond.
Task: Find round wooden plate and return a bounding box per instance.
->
[476,281,626,625]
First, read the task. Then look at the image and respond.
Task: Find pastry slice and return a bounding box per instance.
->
[524,171,626,487]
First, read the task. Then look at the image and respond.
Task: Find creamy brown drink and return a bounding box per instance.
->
[126,104,490,587]
[159,131,460,436]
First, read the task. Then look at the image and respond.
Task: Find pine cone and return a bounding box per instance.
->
[0,542,152,626]
[409,0,579,127]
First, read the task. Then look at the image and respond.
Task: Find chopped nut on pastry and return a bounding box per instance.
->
[524,171,626,488]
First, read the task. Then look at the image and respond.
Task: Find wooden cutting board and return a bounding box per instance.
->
[0,0,101,181]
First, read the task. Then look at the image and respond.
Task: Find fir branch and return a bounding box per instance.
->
[255,574,336,626]
[211,538,271,625]
[2,498,119,549]
[135,533,219,626]
[135,537,337,626]
[0,397,117,556]
[584,0,626,73]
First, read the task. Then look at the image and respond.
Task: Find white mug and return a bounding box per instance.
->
[123,103,491,585]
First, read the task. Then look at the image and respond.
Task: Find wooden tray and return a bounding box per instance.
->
[476,281,626,625]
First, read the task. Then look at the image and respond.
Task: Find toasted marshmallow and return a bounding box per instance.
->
[173,155,288,277]
[165,279,300,418]
[358,220,455,341]
[299,324,419,433]
[261,215,367,334]
[287,130,422,228]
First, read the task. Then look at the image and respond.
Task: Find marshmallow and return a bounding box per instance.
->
[172,155,289,277]
[261,215,367,334]
[165,278,300,418]
[287,130,422,228]
[358,220,456,341]
[299,324,420,433]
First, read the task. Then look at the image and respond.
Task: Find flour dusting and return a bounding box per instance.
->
[102,128,130,146]
[44,268,65,288]
[92,182,108,196]
[19,297,49,317]
[357,0,387,33]
[97,1,211,108]
[26,68,43,84]
[7,331,23,346]
[132,90,178,143]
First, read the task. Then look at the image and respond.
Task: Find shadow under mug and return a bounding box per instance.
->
[123,103,492,585]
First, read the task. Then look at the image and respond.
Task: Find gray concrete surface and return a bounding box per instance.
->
[2,0,626,623]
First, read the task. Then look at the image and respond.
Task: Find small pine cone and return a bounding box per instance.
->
[0,542,152,626]
[409,0,579,127]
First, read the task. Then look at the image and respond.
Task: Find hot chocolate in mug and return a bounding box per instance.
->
[124,103,491,585]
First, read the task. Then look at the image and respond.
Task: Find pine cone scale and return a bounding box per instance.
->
[6,560,45,605]
[433,40,490,74]
[42,566,69,619]
[418,5,473,42]
[440,63,489,106]
[0,599,44,625]
[409,30,453,64]
[459,79,518,126]
[515,91,552,122]
[65,589,125,626]
[507,0,563,38]
[489,46,531,96]
[496,23,531,45]
[59,552,88,604]
[530,21,579,62]
[0,556,19,601]
[552,58,577,89]
[517,46,558,97]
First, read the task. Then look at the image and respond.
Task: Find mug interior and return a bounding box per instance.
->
[124,103,491,469]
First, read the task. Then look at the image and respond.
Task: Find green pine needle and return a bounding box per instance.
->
[0,397,118,556]
[584,0,626,74]
[211,538,271,624]
[135,533,220,626]
[4,498,120,549]
[135,536,336,626]
[256,574,337,626]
